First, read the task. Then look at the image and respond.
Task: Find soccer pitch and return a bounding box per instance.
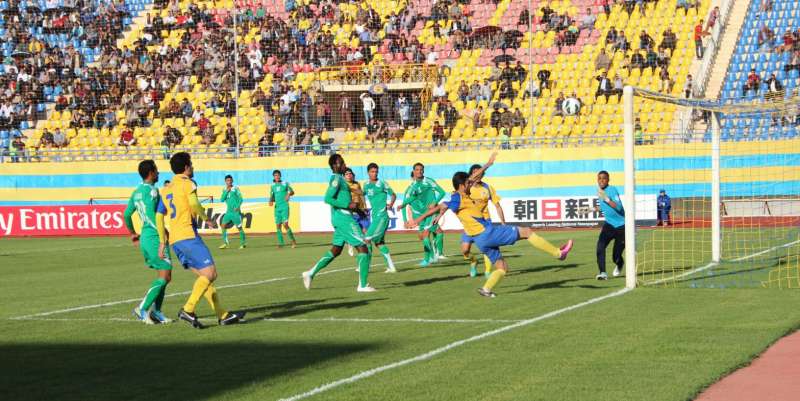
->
[2,231,800,401]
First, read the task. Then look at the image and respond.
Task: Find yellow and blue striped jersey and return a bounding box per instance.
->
[469,182,500,220]
[347,181,366,210]
[159,175,199,243]
[446,190,491,236]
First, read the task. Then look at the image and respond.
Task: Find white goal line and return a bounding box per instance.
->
[9,316,523,325]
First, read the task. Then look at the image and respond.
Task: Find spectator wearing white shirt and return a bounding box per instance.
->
[361,93,376,125]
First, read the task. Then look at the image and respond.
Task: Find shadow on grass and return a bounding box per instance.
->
[1,341,376,401]
[241,298,389,320]
[511,277,606,292]
[509,263,579,277]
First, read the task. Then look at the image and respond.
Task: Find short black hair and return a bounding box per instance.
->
[170,152,192,174]
[367,162,378,171]
[272,170,281,176]
[224,174,233,180]
[413,162,424,170]
[164,180,171,185]
[468,164,482,175]
[598,170,610,177]
[328,153,343,169]
[138,159,157,180]
[344,167,354,176]
[452,171,469,190]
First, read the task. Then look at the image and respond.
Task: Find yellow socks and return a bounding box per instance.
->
[203,284,228,319]
[527,233,561,258]
[184,276,211,313]
[483,255,492,275]
[483,269,506,291]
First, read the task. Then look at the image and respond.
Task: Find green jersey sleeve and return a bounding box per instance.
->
[428,177,446,204]
[123,192,136,232]
[324,174,351,209]
[220,189,229,203]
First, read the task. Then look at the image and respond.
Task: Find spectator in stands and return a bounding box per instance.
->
[396,94,410,127]
[53,129,68,149]
[511,108,526,128]
[339,93,353,130]
[660,28,677,52]
[595,48,612,71]
[625,51,646,73]
[639,30,654,51]
[223,124,237,153]
[432,120,445,147]
[580,8,597,31]
[490,106,501,129]
[684,74,695,98]
[742,69,761,96]
[473,106,485,128]
[457,81,469,102]
[694,20,708,59]
[758,24,775,49]
[164,125,182,148]
[659,67,674,93]
[519,8,531,29]
[786,51,800,72]
[180,99,193,120]
[596,74,613,100]
[360,93,376,126]
[432,79,447,102]
[514,62,527,83]
[759,0,773,13]
[777,30,796,53]
[613,31,629,53]
[500,108,514,130]
[379,93,393,122]
[480,80,493,102]
[553,93,566,116]
[537,69,552,90]
[367,118,380,145]
[11,135,27,163]
[498,80,515,101]
[613,74,625,98]
[601,0,611,15]
[606,27,618,46]
[764,73,785,102]
[38,129,55,149]
[118,126,136,147]
[258,131,274,157]
[707,6,720,30]
[676,0,698,13]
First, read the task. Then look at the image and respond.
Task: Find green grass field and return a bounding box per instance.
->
[2,230,800,401]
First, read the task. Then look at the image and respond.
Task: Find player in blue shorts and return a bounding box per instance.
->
[460,163,506,278]
[408,152,574,297]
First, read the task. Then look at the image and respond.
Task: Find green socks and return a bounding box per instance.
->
[239,229,246,246]
[422,237,433,262]
[154,284,166,311]
[139,278,167,313]
[434,232,444,257]
[286,227,296,242]
[379,245,395,270]
[221,228,228,244]
[357,252,370,288]
[310,251,335,278]
[276,229,285,245]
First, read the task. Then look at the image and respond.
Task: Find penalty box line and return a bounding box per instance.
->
[277,288,632,401]
[9,254,447,321]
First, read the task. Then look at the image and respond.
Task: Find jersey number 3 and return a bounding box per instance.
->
[166,194,177,218]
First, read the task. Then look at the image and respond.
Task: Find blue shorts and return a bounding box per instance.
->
[461,232,474,244]
[354,214,371,231]
[474,224,520,264]
[172,237,215,270]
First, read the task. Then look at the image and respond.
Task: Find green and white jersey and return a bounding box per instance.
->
[270,181,293,209]
[324,173,353,225]
[123,183,161,238]
[402,177,446,217]
[221,186,243,213]
[364,179,394,219]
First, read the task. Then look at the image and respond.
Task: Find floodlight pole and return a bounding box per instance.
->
[527,0,533,140]
[711,112,721,263]
[623,85,636,289]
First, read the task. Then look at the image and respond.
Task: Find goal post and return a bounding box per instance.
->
[622,85,800,289]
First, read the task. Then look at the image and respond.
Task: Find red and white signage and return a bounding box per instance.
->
[0,205,127,237]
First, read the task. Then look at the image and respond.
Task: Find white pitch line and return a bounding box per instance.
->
[277,288,632,401]
[647,239,800,286]
[8,254,442,320]
[262,317,522,324]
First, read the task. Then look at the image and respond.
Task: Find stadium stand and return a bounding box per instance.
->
[718,0,800,141]
[1,0,715,162]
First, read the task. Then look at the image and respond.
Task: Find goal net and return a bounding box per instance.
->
[624,86,800,289]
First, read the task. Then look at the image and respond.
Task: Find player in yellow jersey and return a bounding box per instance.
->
[157,152,245,328]
[344,167,370,257]
[460,163,505,278]
[408,152,574,297]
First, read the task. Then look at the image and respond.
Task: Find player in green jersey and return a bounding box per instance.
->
[123,160,173,324]
[269,169,297,248]
[363,163,398,272]
[396,162,447,267]
[302,154,376,292]
[219,175,246,249]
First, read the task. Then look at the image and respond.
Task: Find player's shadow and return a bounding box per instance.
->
[512,277,605,292]
[241,298,389,320]
[510,263,579,276]
[402,274,466,287]
[226,298,345,317]
[1,341,376,401]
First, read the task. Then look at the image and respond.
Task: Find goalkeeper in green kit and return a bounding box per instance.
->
[219,175,246,249]
[123,160,173,325]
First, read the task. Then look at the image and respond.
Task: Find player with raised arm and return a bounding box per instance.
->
[396,163,447,266]
[363,163,398,272]
[269,170,297,248]
[124,160,173,324]
[460,164,505,278]
[219,175,246,249]
[302,154,376,292]
[159,152,245,328]
[408,152,574,298]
